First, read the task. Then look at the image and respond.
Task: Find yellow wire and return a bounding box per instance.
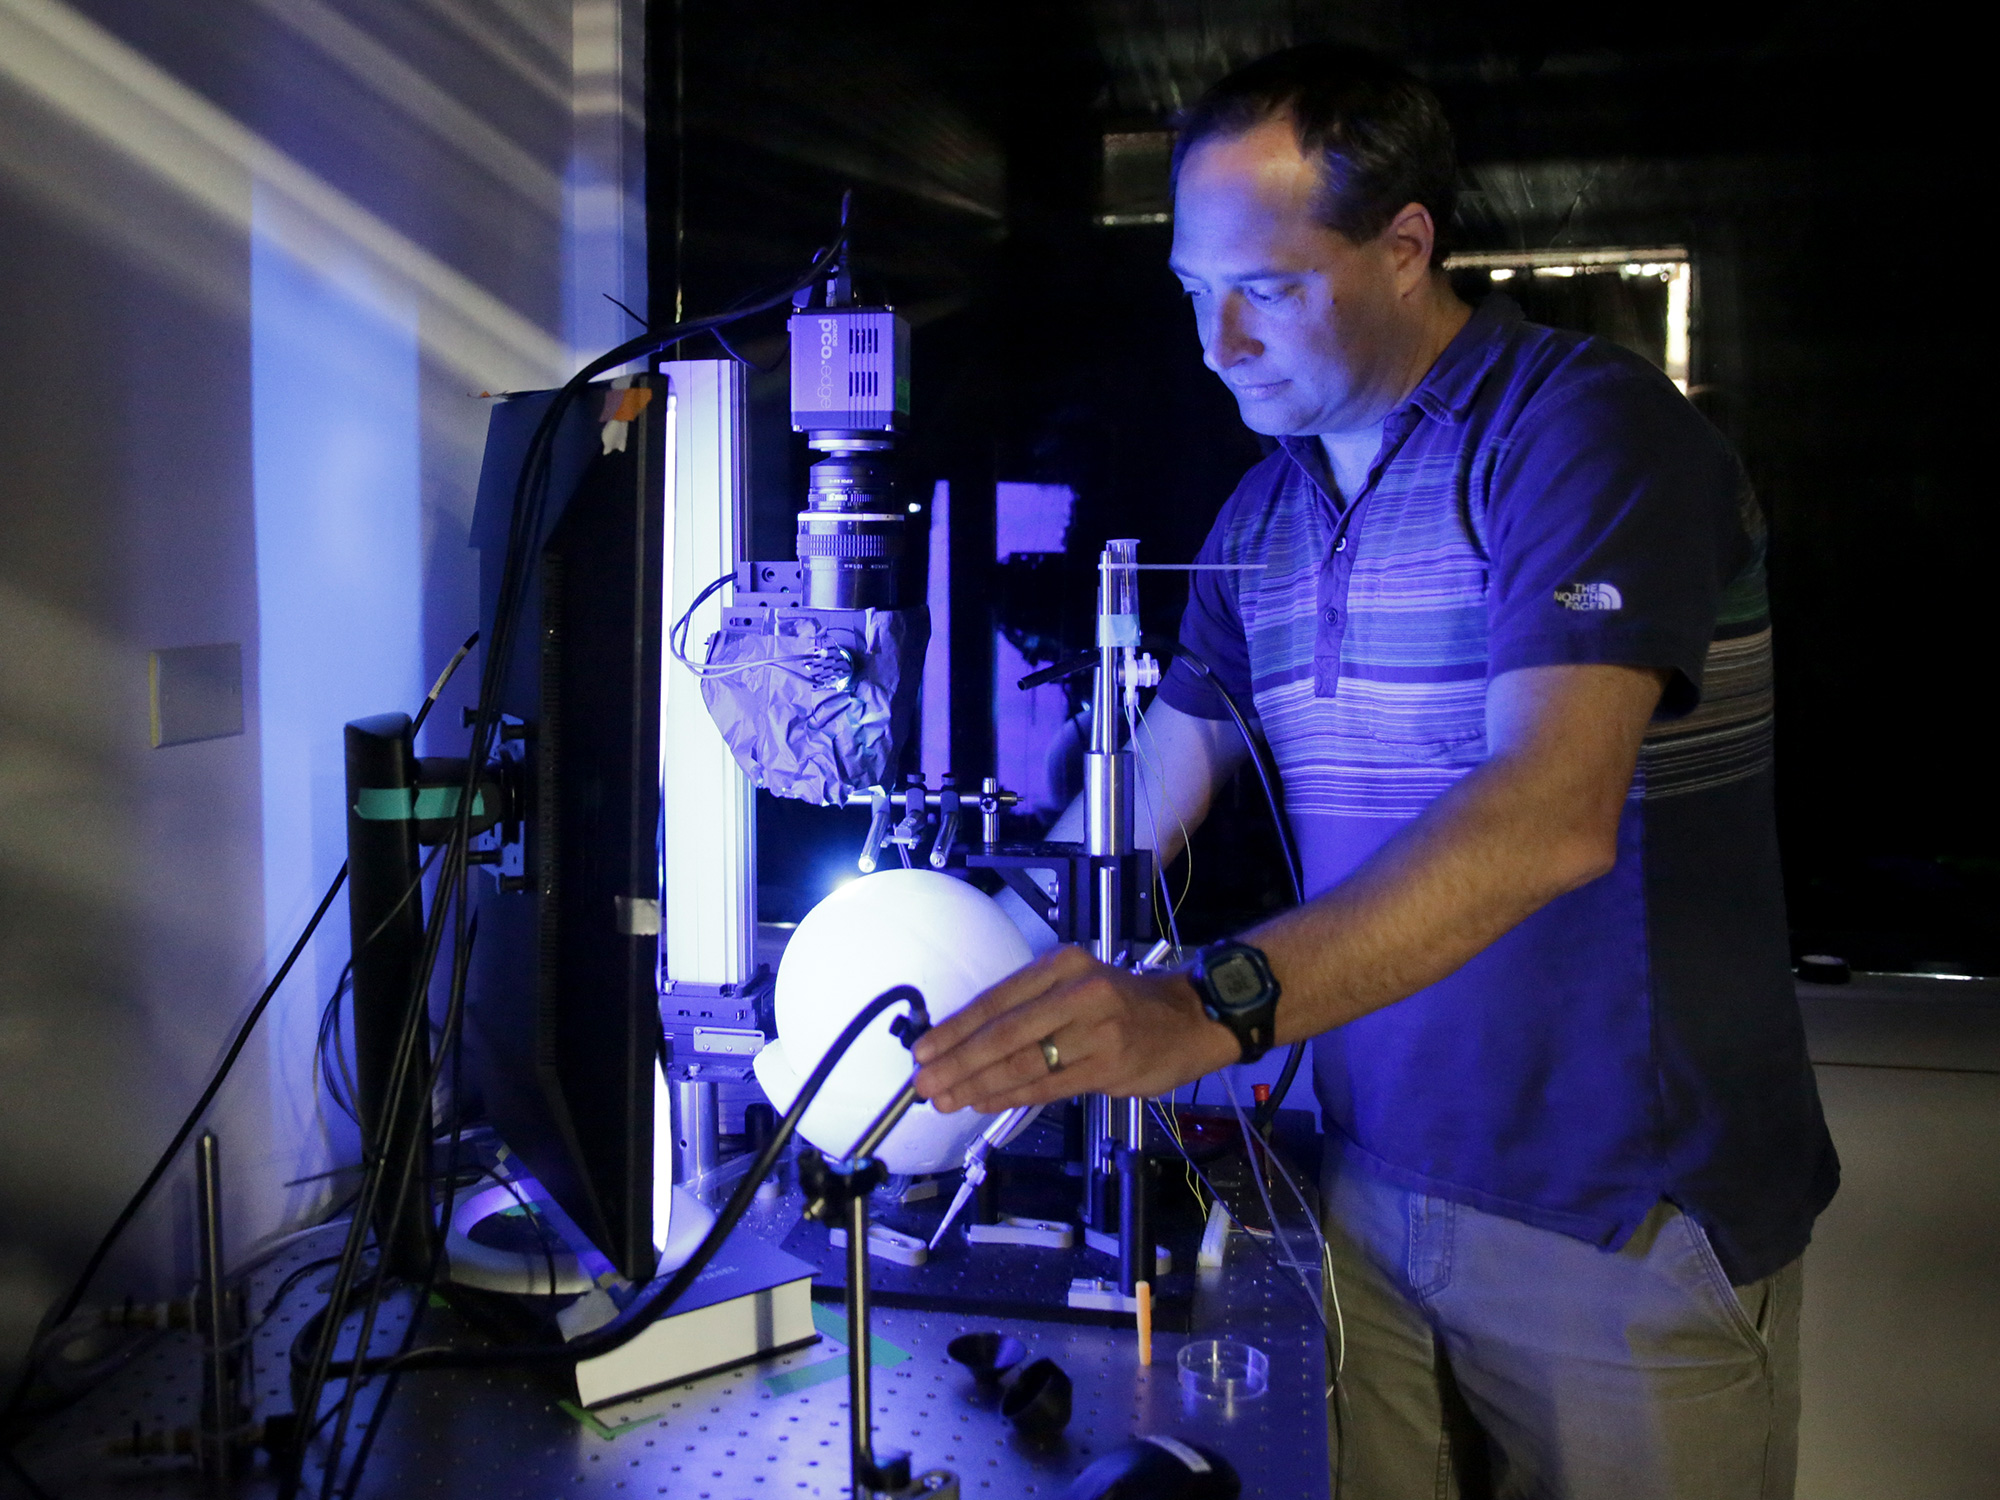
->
[1123,703,1206,1215]
[1162,1095,1206,1215]
[1128,705,1195,936]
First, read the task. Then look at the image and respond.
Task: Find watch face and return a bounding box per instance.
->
[1210,952,1266,1009]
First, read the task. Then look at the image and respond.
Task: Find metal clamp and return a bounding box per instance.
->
[858,787,894,873]
[928,777,961,870]
[848,774,1018,873]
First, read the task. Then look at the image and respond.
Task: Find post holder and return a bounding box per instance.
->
[794,1006,960,1500]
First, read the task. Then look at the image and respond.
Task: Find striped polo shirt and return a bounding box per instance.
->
[1159,295,1838,1283]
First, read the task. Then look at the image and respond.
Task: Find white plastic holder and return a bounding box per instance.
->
[1197,1200,1232,1270]
[1066,1277,1139,1314]
[829,1222,929,1268]
[965,1216,1074,1249]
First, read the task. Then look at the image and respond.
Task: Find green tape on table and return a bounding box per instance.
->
[759,1303,909,1397]
[556,1304,911,1434]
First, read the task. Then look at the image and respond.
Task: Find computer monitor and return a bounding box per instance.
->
[462,375,668,1283]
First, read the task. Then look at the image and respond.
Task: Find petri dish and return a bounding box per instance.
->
[1176,1338,1269,1402]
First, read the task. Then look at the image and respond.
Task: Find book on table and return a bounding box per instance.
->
[566,1234,819,1407]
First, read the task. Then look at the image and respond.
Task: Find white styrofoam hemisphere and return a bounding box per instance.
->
[753,870,1034,1174]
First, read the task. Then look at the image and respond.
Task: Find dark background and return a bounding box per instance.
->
[647,1,1993,973]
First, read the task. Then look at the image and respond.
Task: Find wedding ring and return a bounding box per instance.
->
[1039,1038,1062,1073]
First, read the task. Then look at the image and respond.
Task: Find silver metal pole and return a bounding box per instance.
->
[980,776,1001,848]
[1117,1095,1149,1296]
[1083,543,1146,1281]
[846,1187,875,1496]
[1085,542,1138,964]
[195,1131,235,1496]
[673,1077,720,1184]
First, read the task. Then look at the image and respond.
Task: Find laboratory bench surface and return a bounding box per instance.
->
[16,1179,1333,1500]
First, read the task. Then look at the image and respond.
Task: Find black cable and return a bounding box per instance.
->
[324,829,452,1131]
[324,984,925,1379]
[317,965,358,1125]
[603,293,647,329]
[485,1172,562,1299]
[1163,643,1308,1128]
[710,323,784,372]
[0,864,350,1445]
[668,571,735,669]
[2,628,481,1453]
[262,1256,346,1323]
[327,915,481,1500]
[302,837,471,1496]
[292,223,854,1496]
[334,351,591,1479]
[411,632,478,737]
[1146,1100,1326,1327]
[1159,642,1303,905]
[291,681,475,1493]
[269,631,479,1492]
[312,625,474,1131]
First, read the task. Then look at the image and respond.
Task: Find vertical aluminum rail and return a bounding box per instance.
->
[657,359,754,1196]
[1085,540,1138,964]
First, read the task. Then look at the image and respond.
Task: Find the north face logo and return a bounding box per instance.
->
[1555,581,1623,612]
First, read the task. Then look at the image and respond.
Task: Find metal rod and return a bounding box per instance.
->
[980,776,1002,847]
[846,1187,875,1496]
[1079,1094,1111,1232]
[673,1077,720,1184]
[850,1076,922,1162]
[1117,1098,1149,1297]
[1082,543,1140,1265]
[195,1131,234,1495]
[843,786,1018,813]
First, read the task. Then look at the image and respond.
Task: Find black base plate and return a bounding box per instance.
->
[779,1108,1324,1333]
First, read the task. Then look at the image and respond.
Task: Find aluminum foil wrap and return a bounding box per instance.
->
[698,605,928,806]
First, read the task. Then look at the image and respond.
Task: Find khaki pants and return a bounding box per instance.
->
[1321,1160,1802,1500]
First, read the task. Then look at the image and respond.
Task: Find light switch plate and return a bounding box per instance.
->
[149,643,243,747]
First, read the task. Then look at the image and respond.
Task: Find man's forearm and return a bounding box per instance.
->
[913,659,1666,1115]
[1247,664,1663,1043]
[1248,756,1612,1040]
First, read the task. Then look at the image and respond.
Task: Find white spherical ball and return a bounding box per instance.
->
[753,870,1033,1174]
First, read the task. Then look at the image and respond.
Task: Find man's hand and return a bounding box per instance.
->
[913,946,1241,1114]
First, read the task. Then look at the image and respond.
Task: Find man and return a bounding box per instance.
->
[912,44,1837,1500]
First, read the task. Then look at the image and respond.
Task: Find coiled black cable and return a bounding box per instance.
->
[320,984,927,1379]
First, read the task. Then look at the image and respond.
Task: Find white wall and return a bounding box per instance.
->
[1797,978,2000,1500]
[0,0,643,1378]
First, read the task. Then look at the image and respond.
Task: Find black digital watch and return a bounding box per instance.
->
[1188,939,1281,1064]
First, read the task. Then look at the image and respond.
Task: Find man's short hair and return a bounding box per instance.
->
[1172,44,1458,265]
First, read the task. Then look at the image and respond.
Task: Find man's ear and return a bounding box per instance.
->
[1384,201,1437,296]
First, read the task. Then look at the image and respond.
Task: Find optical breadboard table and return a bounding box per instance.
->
[18,1183,1332,1499]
